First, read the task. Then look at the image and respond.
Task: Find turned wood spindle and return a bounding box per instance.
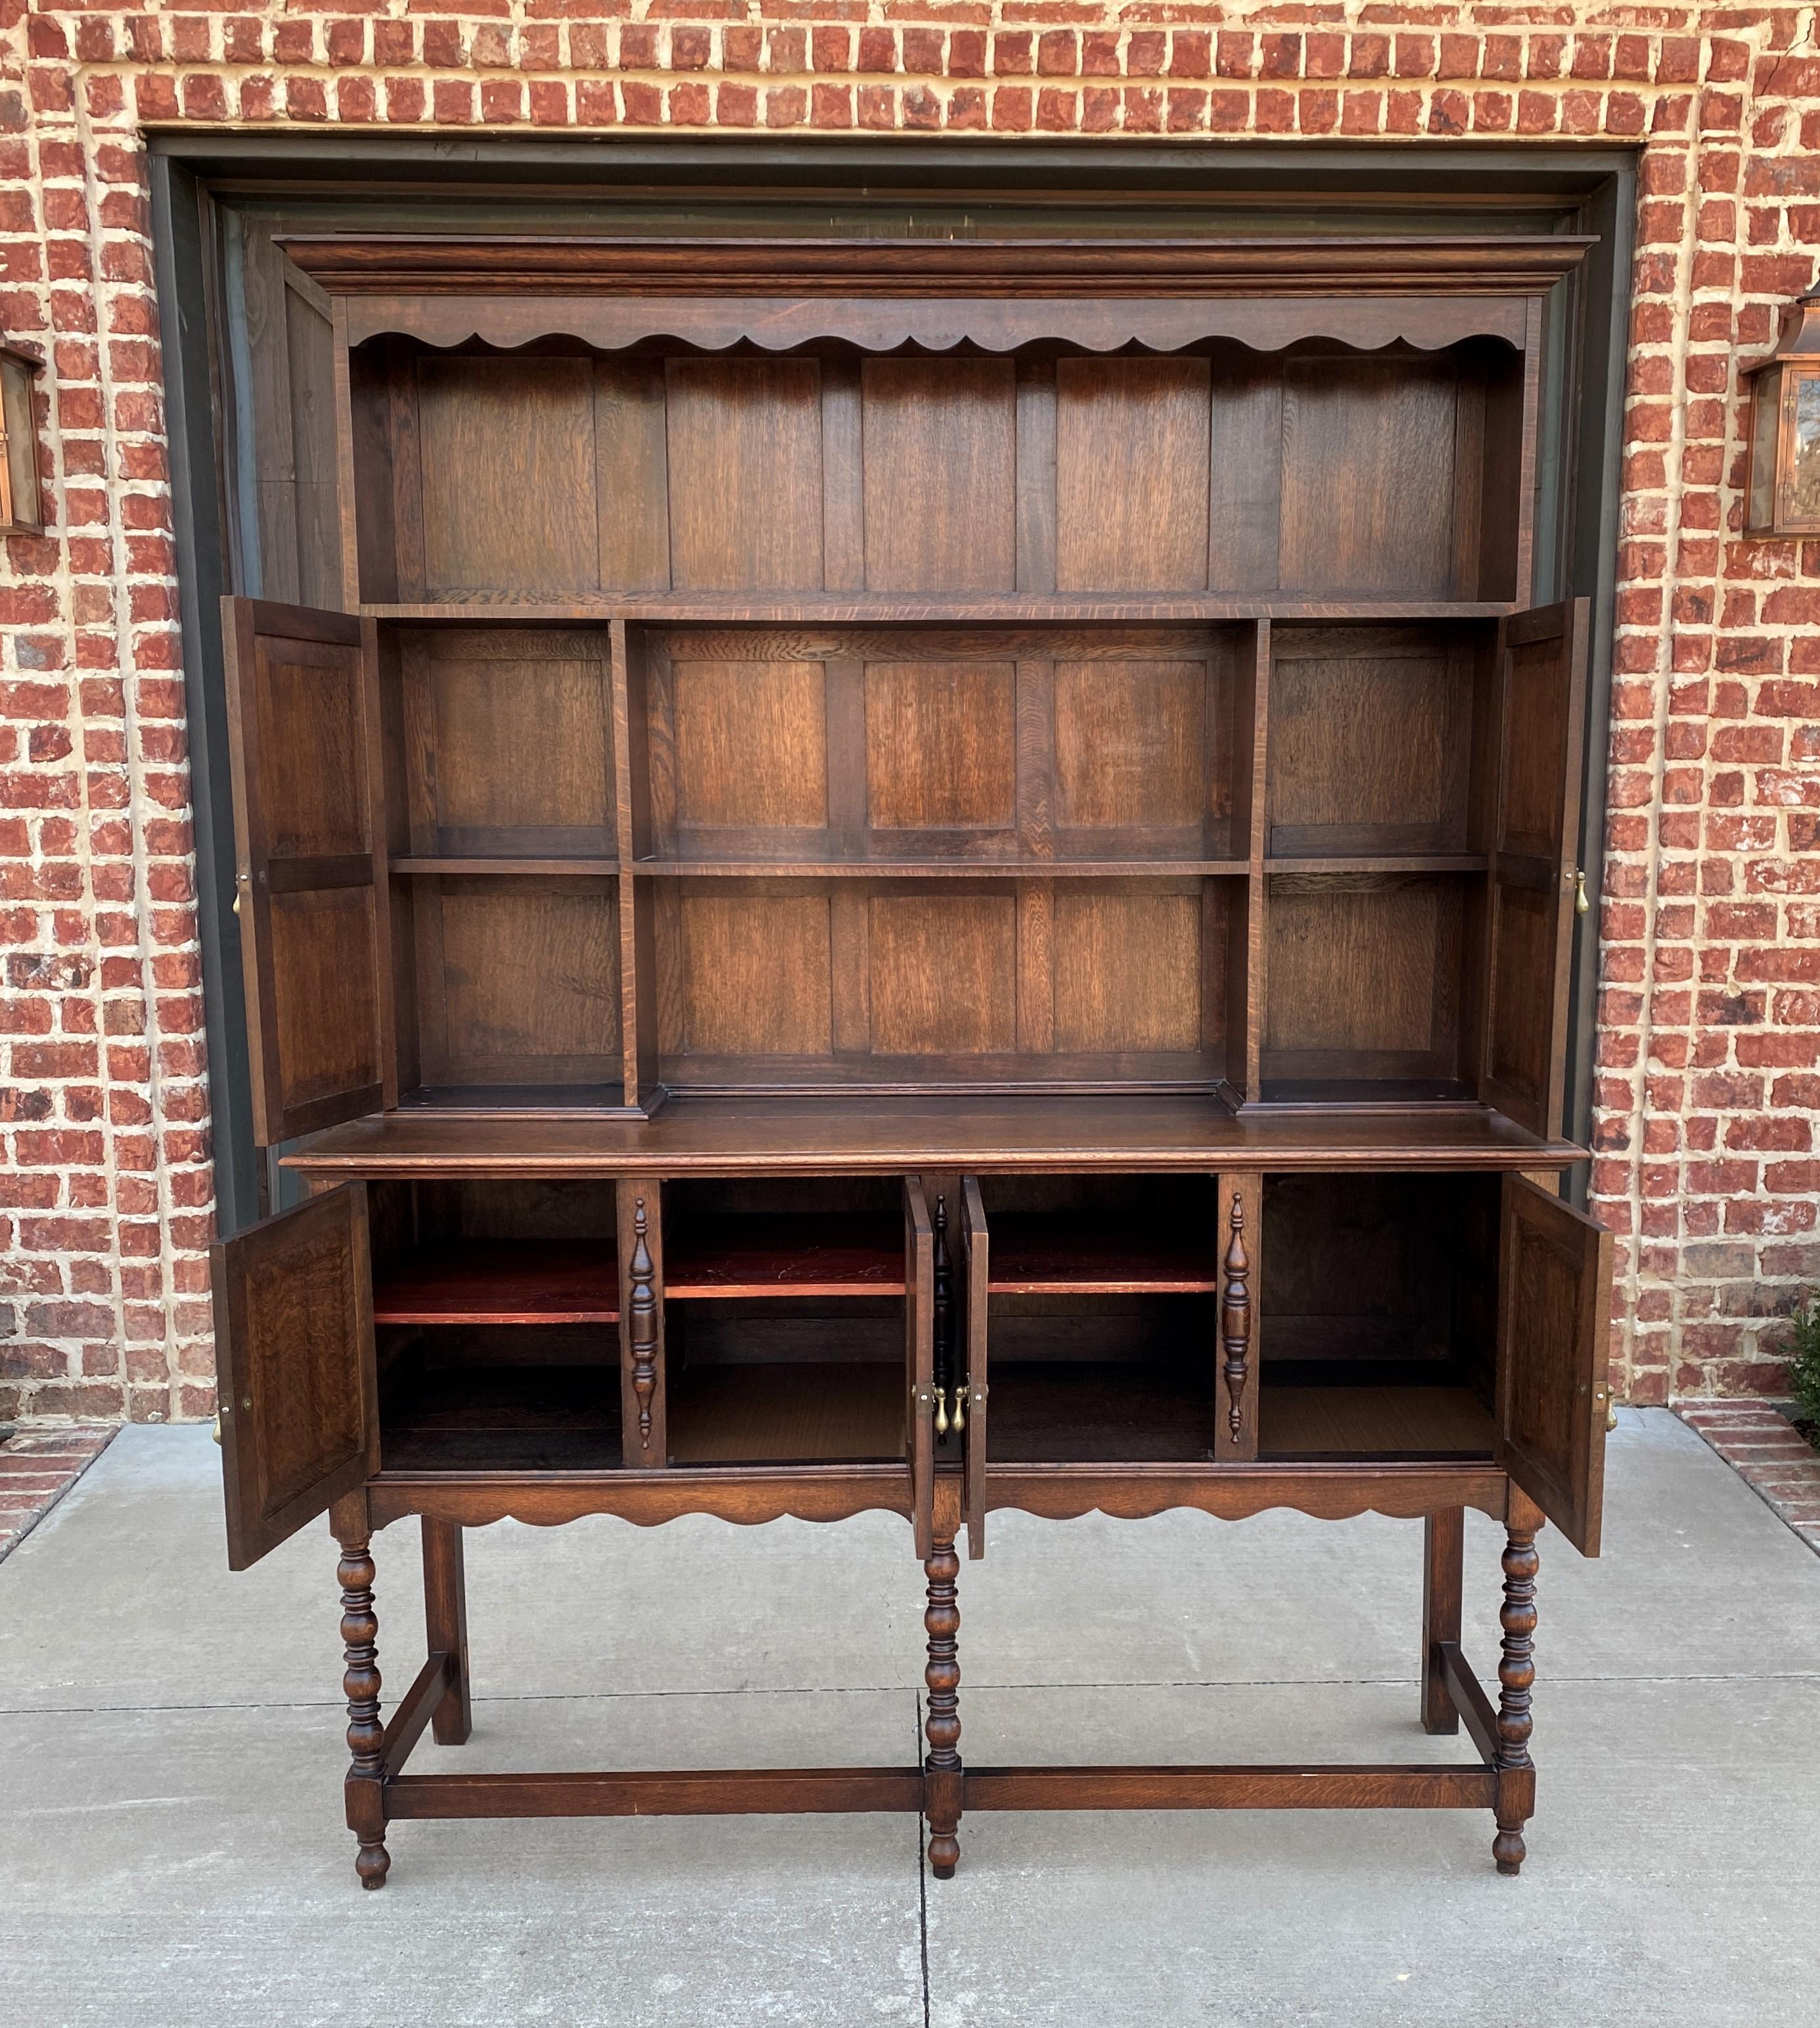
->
[1220,1191,1251,1446]
[923,1534,963,1879]
[338,1533,389,1889]
[629,1197,658,1454]
[1493,1527,1539,1876]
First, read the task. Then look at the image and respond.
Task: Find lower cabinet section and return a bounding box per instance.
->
[212,1161,1611,1566]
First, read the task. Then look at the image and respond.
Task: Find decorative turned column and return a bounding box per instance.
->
[1492,1526,1539,1876]
[1220,1191,1250,1446]
[338,1530,389,1888]
[629,1198,658,1457]
[922,1533,963,1878]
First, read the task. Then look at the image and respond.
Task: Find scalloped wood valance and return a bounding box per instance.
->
[278,234,1591,356]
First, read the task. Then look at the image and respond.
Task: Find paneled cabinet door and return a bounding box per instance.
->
[959,1178,990,1559]
[1481,597,1590,1138]
[905,1177,936,1559]
[1496,1175,1614,1557]
[212,1185,379,1571]
[222,597,390,1145]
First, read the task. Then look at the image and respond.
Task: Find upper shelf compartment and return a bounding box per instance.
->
[300,234,1585,616]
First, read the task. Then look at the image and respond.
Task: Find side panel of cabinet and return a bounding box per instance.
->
[222,597,392,1143]
[959,1177,990,1557]
[905,1176,936,1558]
[1480,598,1589,1137]
[1496,1174,1614,1557]
[212,1184,378,1571]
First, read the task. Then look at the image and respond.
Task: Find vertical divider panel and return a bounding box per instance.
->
[821,360,865,592]
[359,616,399,1111]
[386,340,426,605]
[1448,363,1487,602]
[1014,360,1058,594]
[612,620,658,1111]
[905,1176,936,1559]
[1214,1170,1262,1462]
[616,1176,667,1467]
[330,302,363,611]
[1227,620,1270,1104]
[959,1176,989,1557]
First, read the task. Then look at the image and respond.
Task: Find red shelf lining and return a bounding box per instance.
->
[665,1216,906,1299]
[373,1241,620,1326]
[986,1218,1217,1295]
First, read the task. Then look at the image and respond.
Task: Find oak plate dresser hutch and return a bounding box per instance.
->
[210,228,1615,1887]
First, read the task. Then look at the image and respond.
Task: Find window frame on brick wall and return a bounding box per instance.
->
[145,135,1636,1238]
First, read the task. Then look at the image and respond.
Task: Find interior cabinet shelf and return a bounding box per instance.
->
[1263,855,1489,876]
[356,595,1526,626]
[633,858,1250,880]
[1258,1385,1498,1461]
[667,1362,906,1464]
[664,1216,906,1297]
[372,1242,621,1325]
[390,857,619,878]
[986,1218,1217,1294]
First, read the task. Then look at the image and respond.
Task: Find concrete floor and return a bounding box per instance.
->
[1,1410,1815,2027]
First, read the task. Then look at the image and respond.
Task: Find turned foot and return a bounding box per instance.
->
[338,1516,390,1889]
[923,1533,963,1878]
[1491,1523,1539,1876]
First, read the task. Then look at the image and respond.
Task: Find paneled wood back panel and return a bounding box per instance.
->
[652,874,1231,1090]
[637,625,1239,866]
[354,339,1528,603]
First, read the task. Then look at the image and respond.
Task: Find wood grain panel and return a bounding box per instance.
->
[433,880,620,1082]
[1053,660,1204,833]
[1279,359,1458,597]
[862,358,1016,591]
[680,890,833,1056]
[1265,877,1458,1068]
[417,632,612,853]
[1207,362,1283,593]
[869,892,1014,1054]
[666,359,823,590]
[416,356,597,595]
[864,660,1015,832]
[269,887,382,1109]
[254,637,367,857]
[1268,628,1468,854]
[594,359,671,591]
[1055,359,1210,591]
[1501,634,1572,855]
[673,658,828,830]
[1052,885,1204,1053]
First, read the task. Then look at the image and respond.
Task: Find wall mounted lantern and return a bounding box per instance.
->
[1743,290,1820,537]
[0,340,45,537]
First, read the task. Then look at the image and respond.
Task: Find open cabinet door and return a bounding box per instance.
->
[959,1178,989,1559]
[223,597,389,1144]
[1496,1176,1614,1556]
[1481,599,1589,1137]
[212,1186,378,1571]
[905,1178,936,1559]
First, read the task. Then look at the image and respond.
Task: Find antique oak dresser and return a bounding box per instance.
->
[210,230,1614,1887]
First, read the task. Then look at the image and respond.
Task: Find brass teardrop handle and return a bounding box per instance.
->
[951,1385,967,1435]
[1574,869,1589,916]
[934,1388,949,1437]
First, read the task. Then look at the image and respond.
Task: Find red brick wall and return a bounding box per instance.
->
[1,3,1817,1421]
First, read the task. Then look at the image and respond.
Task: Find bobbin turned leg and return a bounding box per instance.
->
[422,1519,472,1746]
[1492,1516,1539,1876]
[1421,1509,1464,1735]
[333,1493,389,1889]
[923,1528,963,1879]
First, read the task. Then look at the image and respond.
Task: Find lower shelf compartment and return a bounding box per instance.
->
[382,1364,622,1471]
[988,1361,1216,1464]
[1258,1385,1497,1460]
[668,1361,906,1466]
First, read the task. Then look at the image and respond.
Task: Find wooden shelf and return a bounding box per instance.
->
[665,1216,905,1299]
[373,1243,620,1325]
[392,857,618,878]
[286,1092,1585,1181]
[634,859,1248,880]
[667,1361,905,1464]
[1265,856,1488,876]
[361,595,1519,627]
[987,1361,1215,1464]
[986,1218,1216,1294]
[1258,1385,1497,1460]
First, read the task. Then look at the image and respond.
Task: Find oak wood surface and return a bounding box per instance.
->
[372,1242,620,1325]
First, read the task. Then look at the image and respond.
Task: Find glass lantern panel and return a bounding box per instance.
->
[1748,367,1781,532]
[1788,366,1820,528]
